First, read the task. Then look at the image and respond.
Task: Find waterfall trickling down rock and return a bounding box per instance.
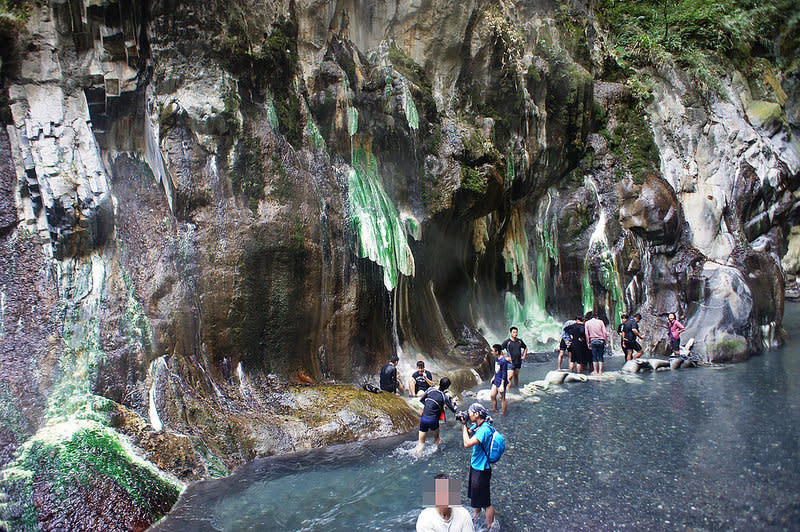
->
[148,357,166,432]
[502,205,562,346]
[583,176,624,323]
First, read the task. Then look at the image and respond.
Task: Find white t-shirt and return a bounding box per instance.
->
[416,506,475,532]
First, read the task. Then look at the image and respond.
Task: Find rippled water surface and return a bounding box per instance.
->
[154,307,800,531]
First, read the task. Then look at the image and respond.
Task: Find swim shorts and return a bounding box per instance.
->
[419,416,440,432]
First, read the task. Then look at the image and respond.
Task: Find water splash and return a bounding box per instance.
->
[402,84,419,131]
[347,146,415,290]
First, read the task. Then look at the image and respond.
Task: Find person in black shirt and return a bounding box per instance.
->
[379,355,404,394]
[409,360,434,397]
[565,316,591,373]
[416,377,458,455]
[501,326,527,390]
[622,313,645,360]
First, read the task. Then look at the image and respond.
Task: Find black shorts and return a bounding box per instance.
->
[559,338,568,351]
[624,340,642,353]
[671,337,681,352]
[511,361,522,370]
[468,467,492,509]
[380,384,397,393]
[419,417,440,432]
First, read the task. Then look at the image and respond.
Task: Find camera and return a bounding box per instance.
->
[455,411,470,424]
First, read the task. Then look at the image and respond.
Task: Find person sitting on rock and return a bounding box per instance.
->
[416,378,457,454]
[410,360,435,397]
[379,355,404,394]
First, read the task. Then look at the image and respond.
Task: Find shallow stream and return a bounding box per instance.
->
[153,306,800,531]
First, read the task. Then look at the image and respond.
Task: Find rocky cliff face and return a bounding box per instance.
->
[0,0,797,529]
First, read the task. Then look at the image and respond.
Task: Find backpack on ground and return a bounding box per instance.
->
[481,424,506,464]
[362,381,382,394]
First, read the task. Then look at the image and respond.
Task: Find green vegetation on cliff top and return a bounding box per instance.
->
[598,0,800,93]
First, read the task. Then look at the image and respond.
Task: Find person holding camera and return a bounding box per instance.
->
[460,403,496,530]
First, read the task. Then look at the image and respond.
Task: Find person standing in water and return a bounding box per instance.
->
[416,473,474,532]
[565,316,590,373]
[584,311,608,375]
[489,344,509,415]
[461,403,497,531]
[501,326,527,389]
[622,313,645,360]
[557,318,576,370]
[668,313,685,357]
[416,377,458,454]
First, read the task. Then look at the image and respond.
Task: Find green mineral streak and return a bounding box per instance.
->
[348,146,415,290]
[402,212,421,241]
[506,149,515,182]
[582,259,594,313]
[265,92,279,131]
[307,120,325,150]
[501,207,562,346]
[402,85,419,131]
[347,106,359,136]
[384,70,393,112]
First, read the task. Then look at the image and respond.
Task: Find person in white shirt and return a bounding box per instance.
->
[416,473,475,532]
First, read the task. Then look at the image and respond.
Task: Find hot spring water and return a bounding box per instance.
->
[153,306,800,531]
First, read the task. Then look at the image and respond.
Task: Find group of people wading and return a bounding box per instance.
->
[557,311,686,373]
[376,313,685,531]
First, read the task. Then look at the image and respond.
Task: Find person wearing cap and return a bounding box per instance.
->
[416,473,474,532]
[416,378,458,455]
[379,355,404,394]
[409,360,434,397]
[461,403,496,530]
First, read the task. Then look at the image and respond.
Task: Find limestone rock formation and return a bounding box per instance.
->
[0,0,797,528]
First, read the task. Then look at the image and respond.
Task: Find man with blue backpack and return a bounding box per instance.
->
[461,403,504,531]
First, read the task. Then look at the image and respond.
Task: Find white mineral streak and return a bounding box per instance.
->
[148,357,168,432]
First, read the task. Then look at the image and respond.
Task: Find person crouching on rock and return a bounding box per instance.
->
[379,355,404,394]
[489,344,508,415]
[410,360,434,397]
[462,403,497,530]
[417,377,457,455]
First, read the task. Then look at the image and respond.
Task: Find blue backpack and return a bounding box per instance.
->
[480,424,506,465]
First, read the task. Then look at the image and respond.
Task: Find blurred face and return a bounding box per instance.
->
[668,313,675,322]
[417,366,424,374]
[468,410,480,423]
[510,328,518,339]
